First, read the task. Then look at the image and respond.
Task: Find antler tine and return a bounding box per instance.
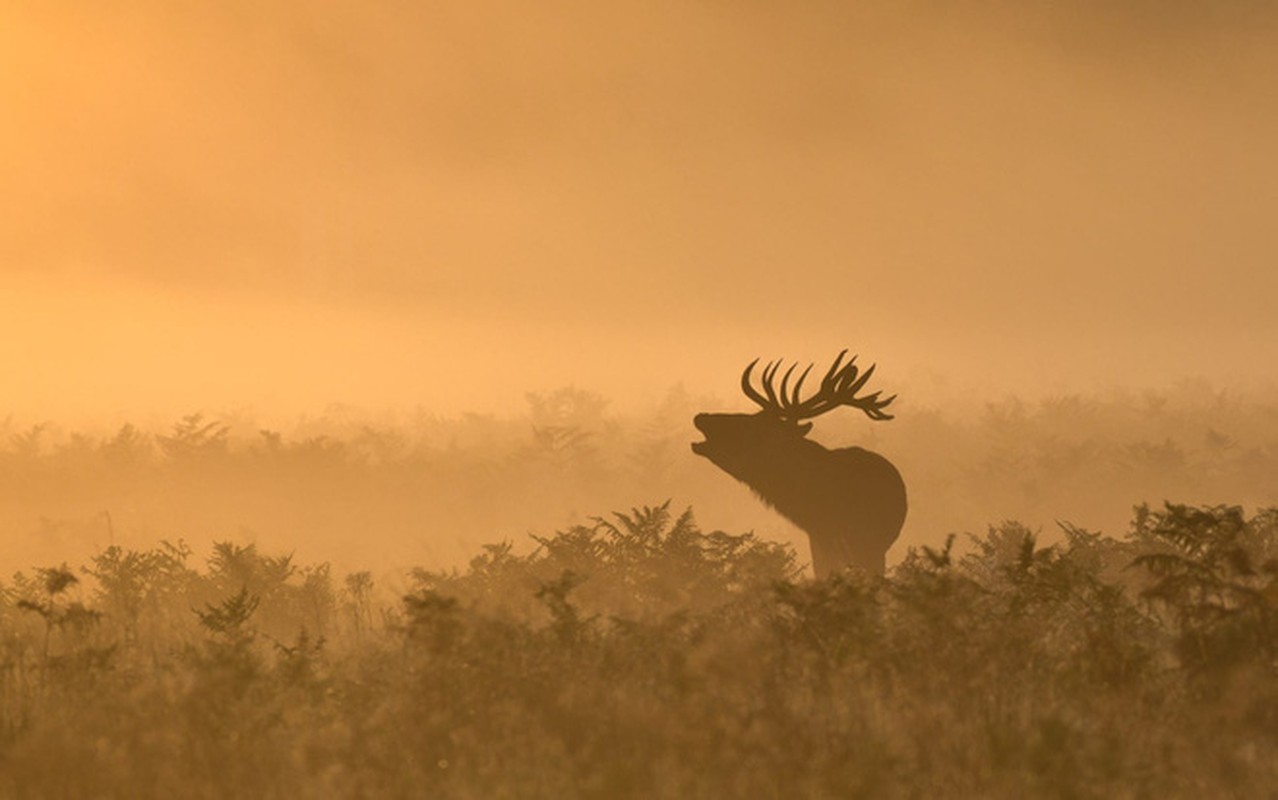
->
[830,356,862,393]
[821,349,849,386]
[864,393,897,421]
[740,359,770,409]
[761,360,783,409]
[789,363,814,408]
[839,362,875,396]
[854,389,897,420]
[778,362,801,412]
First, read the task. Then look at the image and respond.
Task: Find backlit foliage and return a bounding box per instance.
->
[0,502,1275,797]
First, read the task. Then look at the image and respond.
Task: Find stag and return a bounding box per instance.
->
[691,350,906,578]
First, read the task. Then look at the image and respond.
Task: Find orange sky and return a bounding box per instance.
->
[3,2,1276,423]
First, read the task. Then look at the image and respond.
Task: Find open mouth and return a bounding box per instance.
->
[691,415,710,455]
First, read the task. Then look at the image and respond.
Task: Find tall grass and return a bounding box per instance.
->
[0,501,1274,798]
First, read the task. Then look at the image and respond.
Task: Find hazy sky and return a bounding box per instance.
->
[3,2,1276,422]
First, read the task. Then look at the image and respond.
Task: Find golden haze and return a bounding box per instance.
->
[3,2,1276,425]
[1,7,1278,795]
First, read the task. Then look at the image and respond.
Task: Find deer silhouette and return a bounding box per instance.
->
[692,350,906,578]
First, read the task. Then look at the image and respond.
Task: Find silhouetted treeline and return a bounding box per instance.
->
[2,383,1274,574]
[0,501,1275,797]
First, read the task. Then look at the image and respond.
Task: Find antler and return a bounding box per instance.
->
[741,349,896,421]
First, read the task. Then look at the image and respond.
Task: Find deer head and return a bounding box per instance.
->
[692,349,895,465]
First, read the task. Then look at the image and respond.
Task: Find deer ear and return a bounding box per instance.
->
[796,422,813,436]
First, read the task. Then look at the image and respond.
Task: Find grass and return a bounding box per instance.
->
[1,500,1275,798]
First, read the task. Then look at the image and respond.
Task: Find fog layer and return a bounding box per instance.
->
[3,2,1276,419]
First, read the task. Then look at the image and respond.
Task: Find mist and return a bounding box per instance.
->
[3,1,1276,426]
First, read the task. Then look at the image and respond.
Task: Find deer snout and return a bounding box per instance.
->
[691,414,714,455]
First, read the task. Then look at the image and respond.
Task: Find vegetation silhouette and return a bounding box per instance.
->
[693,350,907,577]
[1,501,1276,797]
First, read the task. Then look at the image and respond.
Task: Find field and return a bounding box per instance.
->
[1,385,1276,797]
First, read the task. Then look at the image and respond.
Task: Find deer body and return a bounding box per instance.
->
[692,351,907,578]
